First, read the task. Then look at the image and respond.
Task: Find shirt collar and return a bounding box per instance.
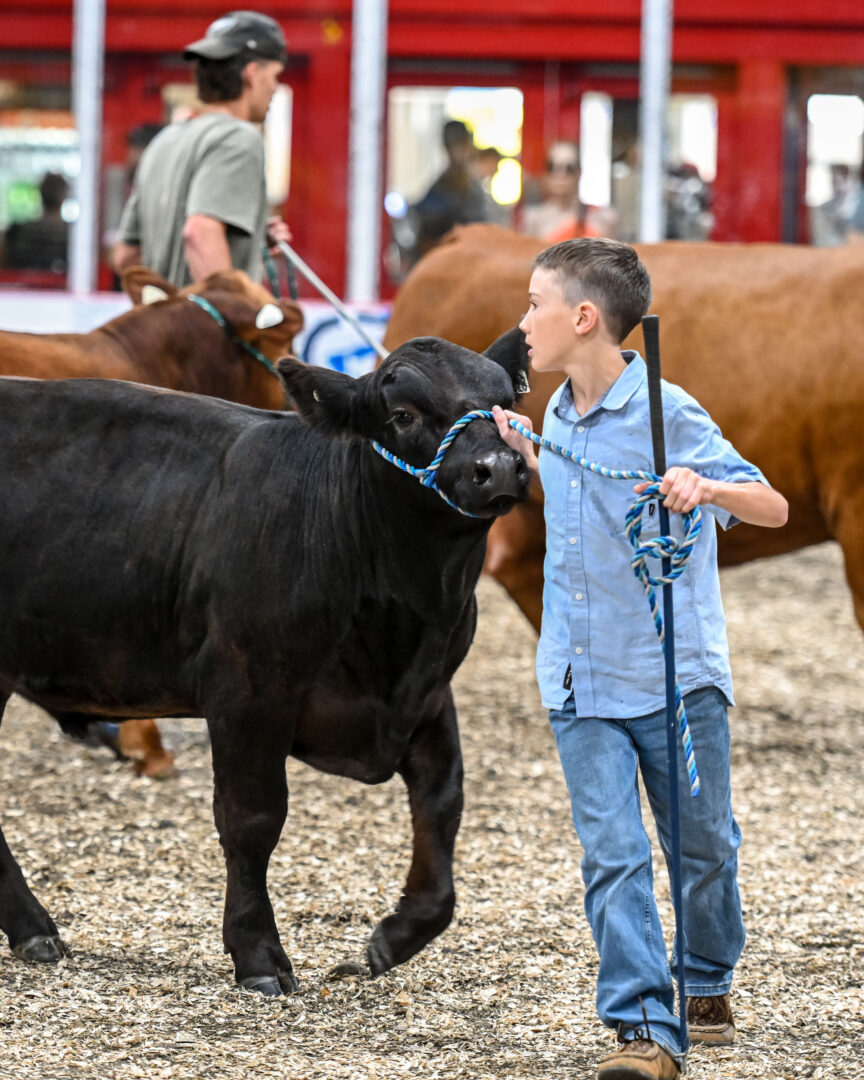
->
[552,350,646,421]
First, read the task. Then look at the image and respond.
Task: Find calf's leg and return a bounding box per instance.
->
[336,693,464,977]
[0,693,66,963]
[208,715,297,996]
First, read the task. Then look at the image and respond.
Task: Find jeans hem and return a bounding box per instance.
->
[620,1031,685,1063]
[684,980,733,996]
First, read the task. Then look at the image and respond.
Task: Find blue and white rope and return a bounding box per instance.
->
[371,409,702,795]
[509,419,701,797]
[371,409,495,515]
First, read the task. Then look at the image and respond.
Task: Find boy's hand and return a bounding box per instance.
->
[634,466,716,514]
[491,405,538,468]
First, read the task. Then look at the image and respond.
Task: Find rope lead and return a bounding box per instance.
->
[509,419,702,797]
[371,410,702,794]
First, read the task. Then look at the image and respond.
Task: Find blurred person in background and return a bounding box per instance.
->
[2,172,69,274]
[112,9,291,287]
[470,145,512,228]
[812,163,860,246]
[519,140,616,244]
[410,119,489,264]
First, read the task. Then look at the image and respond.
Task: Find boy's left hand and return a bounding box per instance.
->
[634,466,716,515]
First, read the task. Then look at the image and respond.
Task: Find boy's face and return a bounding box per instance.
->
[519,267,581,373]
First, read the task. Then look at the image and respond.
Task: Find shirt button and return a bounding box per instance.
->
[575,647,584,655]
[577,425,585,433]
[574,593,583,600]
[570,479,578,488]
[569,536,578,545]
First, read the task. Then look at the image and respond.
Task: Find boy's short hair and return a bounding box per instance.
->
[534,237,652,343]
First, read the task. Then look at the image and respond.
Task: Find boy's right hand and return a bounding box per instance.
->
[491,405,539,469]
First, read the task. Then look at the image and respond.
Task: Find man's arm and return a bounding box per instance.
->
[636,468,788,528]
[182,214,233,282]
[112,241,141,274]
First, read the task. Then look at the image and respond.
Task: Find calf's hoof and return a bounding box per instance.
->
[327,958,371,980]
[239,966,300,997]
[366,933,394,976]
[13,935,68,963]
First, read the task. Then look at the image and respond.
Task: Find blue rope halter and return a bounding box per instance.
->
[371,409,702,795]
[370,409,497,516]
[186,294,280,378]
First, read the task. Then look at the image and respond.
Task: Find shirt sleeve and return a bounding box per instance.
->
[667,398,770,531]
[117,186,141,246]
[186,125,265,237]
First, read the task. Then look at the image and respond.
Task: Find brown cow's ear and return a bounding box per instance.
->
[249,300,304,359]
[484,326,531,399]
[199,269,245,294]
[122,267,179,305]
[278,357,362,435]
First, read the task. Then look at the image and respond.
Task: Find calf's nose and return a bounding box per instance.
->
[472,447,527,496]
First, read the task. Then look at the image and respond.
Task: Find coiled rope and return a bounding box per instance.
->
[371,409,702,796]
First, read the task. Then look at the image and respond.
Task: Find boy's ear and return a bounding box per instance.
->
[572,299,601,336]
[483,326,531,399]
[277,357,361,434]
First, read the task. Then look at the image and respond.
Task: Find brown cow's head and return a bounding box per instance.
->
[121,267,303,365]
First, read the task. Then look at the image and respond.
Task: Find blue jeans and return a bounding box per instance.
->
[549,686,745,1057]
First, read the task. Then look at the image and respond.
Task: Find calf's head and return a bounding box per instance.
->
[122,266,303,364]
[279,331,531,519]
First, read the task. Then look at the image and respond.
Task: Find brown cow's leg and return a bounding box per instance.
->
[483,500,546,634]
[117,719,176,778]
[337,692,464,978]
[208,715,297,996]
[0,693,67,963]
[832,503,864,634]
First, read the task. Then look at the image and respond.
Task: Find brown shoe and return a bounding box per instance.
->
[687,993,736,1045]
[597,1037,680,1080]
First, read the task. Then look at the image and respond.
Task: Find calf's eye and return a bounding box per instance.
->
[390,409,415,430]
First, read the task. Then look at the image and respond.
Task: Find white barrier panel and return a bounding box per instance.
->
[0,291,390,376]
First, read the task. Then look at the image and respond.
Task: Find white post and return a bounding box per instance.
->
[346,0,388,304]
[69,0,106,294]
[639,0,673,243]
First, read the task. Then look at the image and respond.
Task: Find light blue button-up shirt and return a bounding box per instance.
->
[537,351,769,716]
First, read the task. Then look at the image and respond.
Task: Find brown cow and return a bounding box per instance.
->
[384,224,860,632]
[1,267,303,775]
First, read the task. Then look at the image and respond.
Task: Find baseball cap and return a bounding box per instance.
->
[183,11,287,64]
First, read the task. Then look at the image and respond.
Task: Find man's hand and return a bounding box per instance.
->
[112,241,141,274]
[634,466,715,515]
[266,217,292,250]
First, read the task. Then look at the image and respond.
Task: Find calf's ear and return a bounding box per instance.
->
[122,267,179,305]
[483,326,531,399]
[278,357,360,434]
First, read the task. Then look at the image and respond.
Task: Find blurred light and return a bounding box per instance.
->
[807,94,864,136]
[580,93,612,207]
[384,190,408,217]
[490,158,521,205]
[264,85,292,205]
[807,94,864,167]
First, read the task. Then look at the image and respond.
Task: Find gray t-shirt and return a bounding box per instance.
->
[118,112,268,287]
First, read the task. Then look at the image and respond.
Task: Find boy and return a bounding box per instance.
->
[492,238,787,1080]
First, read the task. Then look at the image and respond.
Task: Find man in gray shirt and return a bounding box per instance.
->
[113,10,291,287]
